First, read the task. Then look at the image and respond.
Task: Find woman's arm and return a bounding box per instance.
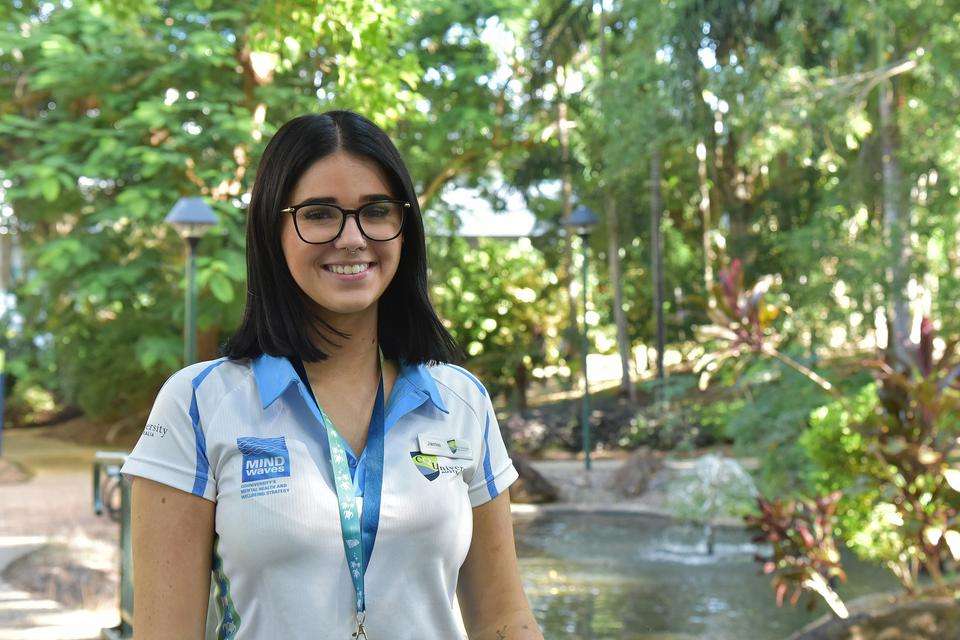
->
[131,476,216,640]
[458,491,543,640]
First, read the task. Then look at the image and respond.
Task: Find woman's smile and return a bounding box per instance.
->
[322,261,378,281]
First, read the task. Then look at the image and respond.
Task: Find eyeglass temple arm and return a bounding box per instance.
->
[281,201,411,215]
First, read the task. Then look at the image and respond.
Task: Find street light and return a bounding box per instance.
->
[562,203,599,471]
[165,197,218,365]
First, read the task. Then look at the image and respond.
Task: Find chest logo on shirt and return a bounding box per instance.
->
[237,436,291,482]
[410,452,464,481]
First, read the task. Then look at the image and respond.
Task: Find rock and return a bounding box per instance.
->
[509,454,559,504]
[2,541,117,610]
[0,458,31,484]
[610,447,663,497]
[789,590,960,640]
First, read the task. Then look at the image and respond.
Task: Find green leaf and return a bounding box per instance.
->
[40,178,60,202]
[209,273,234,303]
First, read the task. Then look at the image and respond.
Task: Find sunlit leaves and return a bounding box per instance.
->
[429,235,565,399]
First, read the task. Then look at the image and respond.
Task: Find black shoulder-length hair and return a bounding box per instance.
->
[221,110,464,365]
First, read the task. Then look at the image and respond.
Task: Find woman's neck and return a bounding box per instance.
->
[302,307,381,383]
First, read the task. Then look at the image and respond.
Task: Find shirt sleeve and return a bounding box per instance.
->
[467,384,519,508]
[120,367,217,502]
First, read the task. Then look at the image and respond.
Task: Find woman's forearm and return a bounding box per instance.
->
[468,608,543,640]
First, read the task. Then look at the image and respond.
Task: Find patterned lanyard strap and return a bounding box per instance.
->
[312,348,386,639]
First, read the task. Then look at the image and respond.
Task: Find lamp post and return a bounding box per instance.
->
[164,197,218,366]
[562,204,599,471]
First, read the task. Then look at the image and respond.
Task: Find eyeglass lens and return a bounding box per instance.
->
[295,202,403,242]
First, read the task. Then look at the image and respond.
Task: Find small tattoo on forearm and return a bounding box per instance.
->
[495,626,508,640]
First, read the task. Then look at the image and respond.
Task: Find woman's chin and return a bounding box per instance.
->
[310,297,377,319]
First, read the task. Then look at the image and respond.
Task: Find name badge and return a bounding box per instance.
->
[417,433,473,460]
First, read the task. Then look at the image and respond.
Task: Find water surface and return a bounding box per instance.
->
[514,512,899,639]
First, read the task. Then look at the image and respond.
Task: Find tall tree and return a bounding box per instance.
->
[597,0,635,400]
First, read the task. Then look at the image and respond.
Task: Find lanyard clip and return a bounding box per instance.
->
[353,611,368,639]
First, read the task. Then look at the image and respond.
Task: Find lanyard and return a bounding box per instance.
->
[293,348,385,638]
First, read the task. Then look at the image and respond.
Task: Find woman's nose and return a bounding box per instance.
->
[334,214,366,248]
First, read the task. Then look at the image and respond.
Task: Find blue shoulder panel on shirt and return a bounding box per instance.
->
[444,363,487,396]
[188,358,229,497]
[482,410,497,499]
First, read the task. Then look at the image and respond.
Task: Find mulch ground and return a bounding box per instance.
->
[31,411,148,451]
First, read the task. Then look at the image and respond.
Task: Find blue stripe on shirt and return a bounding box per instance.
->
[446,364,498,498]
[189,358,228,497]
[482,410,497,499]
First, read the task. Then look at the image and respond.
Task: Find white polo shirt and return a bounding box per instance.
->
[120,353,519,639]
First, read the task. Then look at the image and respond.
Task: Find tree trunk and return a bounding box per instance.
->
[598,2,635,402]
[650,147,666,401]
[606,194,635,401]
[697,140,715,303]
[877,25,911,363]
[0,230,13,292]
[514,360,529,416]
[557,67,580,391]
[197,325,222,362]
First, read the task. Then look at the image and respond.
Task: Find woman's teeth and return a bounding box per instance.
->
[326,263,372,275]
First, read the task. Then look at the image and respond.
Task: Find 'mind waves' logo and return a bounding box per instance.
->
[238,436,291,483]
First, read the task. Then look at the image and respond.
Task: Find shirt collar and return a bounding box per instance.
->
[399,357,449,414]
[251,353,449,414]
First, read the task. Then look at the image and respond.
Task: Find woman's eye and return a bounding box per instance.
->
[364,205,390,217]
[302,206,338,220]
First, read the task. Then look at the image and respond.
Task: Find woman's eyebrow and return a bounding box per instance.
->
[295,193,393,206]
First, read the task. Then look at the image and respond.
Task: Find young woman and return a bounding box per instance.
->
[121,110,543,640]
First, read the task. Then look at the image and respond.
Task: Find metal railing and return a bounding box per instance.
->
[92,451,133,640]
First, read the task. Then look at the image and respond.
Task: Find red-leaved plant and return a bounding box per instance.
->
[744,491,848,617]
[695,259,837,395]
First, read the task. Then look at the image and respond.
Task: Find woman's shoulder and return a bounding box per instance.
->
[155,356,254,400]
[423,362,491,413]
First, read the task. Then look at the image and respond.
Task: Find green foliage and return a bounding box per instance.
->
[0,0,433,417]
[428,235,565,401]
[622,374,727,451]
[3,0,960,445]
[726,376,819,489]
[800,383,886,557]
[799,319,960,591]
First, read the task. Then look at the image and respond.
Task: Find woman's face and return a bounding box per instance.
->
[281,151,403,323]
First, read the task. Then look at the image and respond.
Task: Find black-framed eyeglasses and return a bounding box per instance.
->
[281,199,409,244]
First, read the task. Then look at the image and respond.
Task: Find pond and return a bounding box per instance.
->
[514,512,900,639]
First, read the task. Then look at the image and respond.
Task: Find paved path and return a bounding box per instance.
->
[0,429,120,639]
